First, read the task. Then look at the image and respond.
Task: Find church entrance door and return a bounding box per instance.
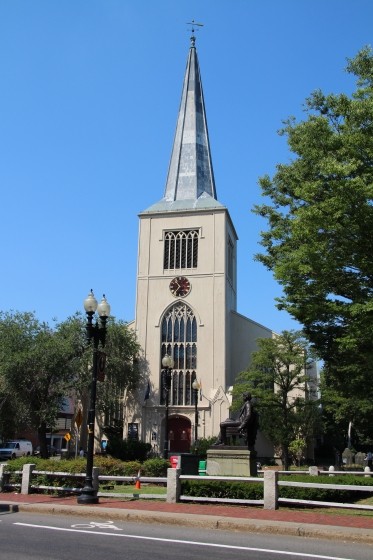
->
[168,416,191,453]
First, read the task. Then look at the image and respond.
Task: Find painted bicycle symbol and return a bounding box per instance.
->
[71,520,122,530]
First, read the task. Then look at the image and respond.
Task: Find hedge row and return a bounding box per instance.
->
[181,474,373,503]
[1,456,170,491]
[182,480,263,500]
[279,474,372,503]
[3,456,170,476]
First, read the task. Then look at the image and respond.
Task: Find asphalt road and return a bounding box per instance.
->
[1,510,372,560]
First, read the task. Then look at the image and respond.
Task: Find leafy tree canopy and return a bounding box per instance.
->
[254,47,373,437]
[233,331,320,469]
[0,311,142,454]
[0,311,84,442]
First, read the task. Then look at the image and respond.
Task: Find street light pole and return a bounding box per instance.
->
[161,354,174,459]
[192,379,200,451]
[77,290,110,505]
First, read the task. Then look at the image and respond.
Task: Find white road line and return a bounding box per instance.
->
[14,523,358,560]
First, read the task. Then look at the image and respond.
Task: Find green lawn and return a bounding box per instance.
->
[99,484,166,495]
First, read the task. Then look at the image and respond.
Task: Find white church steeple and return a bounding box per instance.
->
[164,34,217,202]
[142,34,223,214]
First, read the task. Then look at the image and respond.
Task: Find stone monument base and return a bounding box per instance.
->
[206,446,257,477]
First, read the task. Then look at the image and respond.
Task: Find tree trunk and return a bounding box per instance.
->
[282,445,290,471]
[37,422,48,459]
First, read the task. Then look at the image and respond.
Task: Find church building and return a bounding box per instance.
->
[128,34,275,457]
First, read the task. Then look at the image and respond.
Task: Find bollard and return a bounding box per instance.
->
[263,470,279,510]
[328,465,335,477]
[364,466,371,478]
[166,467,181,503]
[21,463,35,495]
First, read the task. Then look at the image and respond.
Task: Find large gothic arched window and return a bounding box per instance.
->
[160,303,197,405]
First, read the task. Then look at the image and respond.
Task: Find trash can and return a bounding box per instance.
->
[179,453,199,475]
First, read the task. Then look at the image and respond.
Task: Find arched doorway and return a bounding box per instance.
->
[167,416,191,453]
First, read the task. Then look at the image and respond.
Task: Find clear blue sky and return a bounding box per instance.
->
[1,1,372,334]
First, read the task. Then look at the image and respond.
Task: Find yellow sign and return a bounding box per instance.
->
[64,432,71,441]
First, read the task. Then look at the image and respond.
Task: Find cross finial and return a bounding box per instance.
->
[186,19,203,47]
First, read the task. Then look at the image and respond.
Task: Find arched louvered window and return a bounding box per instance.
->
[160,303,197,406]
[164,230,199,269]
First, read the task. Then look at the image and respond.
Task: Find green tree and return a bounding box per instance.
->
[288,438,307,467]
[95,319,142,436]
[50,315,143,453]
[0,312,142,457]
[0,311,83,455]
[254,47,373,443]
[233,331,320,470]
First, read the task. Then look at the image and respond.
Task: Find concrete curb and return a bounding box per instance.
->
[3,501,373,545]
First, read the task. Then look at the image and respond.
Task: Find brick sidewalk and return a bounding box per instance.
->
[1,491,373,531]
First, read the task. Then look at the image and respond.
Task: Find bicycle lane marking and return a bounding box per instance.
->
[71,521,122,530]
[14,523,359,560]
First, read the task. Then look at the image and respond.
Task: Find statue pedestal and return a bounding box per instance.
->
[206,446,257,477]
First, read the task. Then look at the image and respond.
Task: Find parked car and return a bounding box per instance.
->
[0,440,33,460]
[34,445,58,457]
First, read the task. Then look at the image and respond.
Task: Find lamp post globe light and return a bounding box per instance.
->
[192,379,200,451]
[161,354,174,459]
[77,290,110,505]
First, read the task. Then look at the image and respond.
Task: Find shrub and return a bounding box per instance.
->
[91,455,123,475]
[181,479,263,500]
[142,458,169,477]
[195,437,217,459]
[278,474,373,503]
[106,438,151,462]
[181,474,373,504]
[120,461,142,476]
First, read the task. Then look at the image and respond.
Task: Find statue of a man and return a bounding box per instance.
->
[214,392,259,451]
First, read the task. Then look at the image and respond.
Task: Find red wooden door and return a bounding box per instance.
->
[168,416,191,453]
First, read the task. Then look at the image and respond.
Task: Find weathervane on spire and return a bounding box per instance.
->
[187,19,203,47]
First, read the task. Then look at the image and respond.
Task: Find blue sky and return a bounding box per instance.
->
[1,0,372,334]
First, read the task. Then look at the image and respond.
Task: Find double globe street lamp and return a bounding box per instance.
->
[77,290,110,505]
[161,354,174,459]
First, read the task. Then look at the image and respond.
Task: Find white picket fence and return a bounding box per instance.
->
[0,463,372,511]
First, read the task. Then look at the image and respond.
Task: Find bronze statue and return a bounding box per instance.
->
[214,392,259,451]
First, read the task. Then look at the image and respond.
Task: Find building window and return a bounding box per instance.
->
[128,423,139,441]
[164,230,199,269]
[160,303,197,406]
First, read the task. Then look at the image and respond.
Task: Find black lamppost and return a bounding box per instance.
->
[161,354,174,459]
[192,379,200,450]
[77,290,110,505]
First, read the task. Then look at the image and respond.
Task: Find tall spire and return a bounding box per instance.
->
[163,35,217,202]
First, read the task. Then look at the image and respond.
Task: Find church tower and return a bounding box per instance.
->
[130,34,273,456]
